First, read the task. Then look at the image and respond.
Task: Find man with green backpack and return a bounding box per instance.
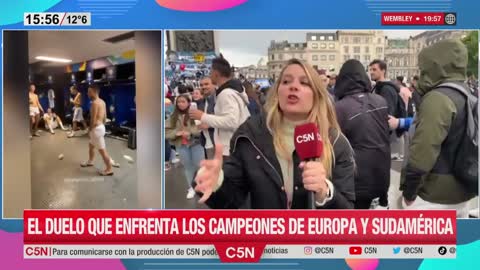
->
[400,39,478,218]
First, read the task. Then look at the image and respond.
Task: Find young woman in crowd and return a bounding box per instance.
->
[166,94,205,199]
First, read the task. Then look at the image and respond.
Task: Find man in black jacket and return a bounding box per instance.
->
[197,76,216,159]
[369,60,400,117]
[369,59,405,163]
[335,60,391,209]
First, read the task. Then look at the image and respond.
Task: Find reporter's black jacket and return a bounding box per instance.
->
[205,115,356,209]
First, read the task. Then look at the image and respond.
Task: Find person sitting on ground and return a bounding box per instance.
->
[43,108,67,134]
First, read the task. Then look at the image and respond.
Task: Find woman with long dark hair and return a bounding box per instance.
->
[166,94,204,199]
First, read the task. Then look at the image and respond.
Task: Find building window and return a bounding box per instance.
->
[344,55,350,61]
[354,46,360,53]
[365,46,370,53]
[278,54,283,60]
[271,54,274,60]
[329,43,335,49]
[344,46,349,53]
[328,36,333,41]
[376,47,383,53]
[321,55,327,61]
[320,43,326,49]
[329,55,335,61]
[312,55,318,61]
[312,43,318,49]
[378,38,382,44]
[364,55,370,62]
[353,37,361,43]
[313,65,318,70]
[311,36,317,41]
[354,55,360,60]
[320,36,325,40]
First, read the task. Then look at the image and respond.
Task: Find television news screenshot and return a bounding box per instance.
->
[1,1,479,270]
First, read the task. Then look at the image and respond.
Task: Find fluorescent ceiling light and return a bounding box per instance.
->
[35,56,72,63]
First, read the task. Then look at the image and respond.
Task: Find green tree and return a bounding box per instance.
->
[462,31,478,77]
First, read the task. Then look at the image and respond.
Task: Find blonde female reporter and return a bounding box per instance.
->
[195,59,355,209]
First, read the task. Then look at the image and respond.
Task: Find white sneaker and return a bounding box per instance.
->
[374,205,390,210]
[172,157,180,164]
[50,130,55,134]
[67,132,74,138]
[186,188,195,199]
[110,159,120,168]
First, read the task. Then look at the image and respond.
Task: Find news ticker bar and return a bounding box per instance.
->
[24,245,456,259]
[381,12,456,25]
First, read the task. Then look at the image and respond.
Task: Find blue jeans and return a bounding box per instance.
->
[165,140,172,161]
[178,144,205,189]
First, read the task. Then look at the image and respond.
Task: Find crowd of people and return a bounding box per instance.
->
[165,39,478,217]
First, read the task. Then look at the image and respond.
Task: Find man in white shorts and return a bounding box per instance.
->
[29,83,44,137]
[80,84,114,176]
[43,108,67,134]
[67,86,88,138]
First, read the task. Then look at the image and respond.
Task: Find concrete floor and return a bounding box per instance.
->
[165,161,207,210]
[165,157,478,216]
[31,129,138,209]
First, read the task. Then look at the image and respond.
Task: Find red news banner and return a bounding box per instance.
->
[24,210,456,262]
[382,12,446,25]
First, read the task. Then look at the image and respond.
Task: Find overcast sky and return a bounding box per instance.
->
[216,30,425,67]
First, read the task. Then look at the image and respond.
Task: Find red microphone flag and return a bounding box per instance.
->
[294,123,323,160]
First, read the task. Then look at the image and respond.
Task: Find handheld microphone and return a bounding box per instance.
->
[294,123,324,209]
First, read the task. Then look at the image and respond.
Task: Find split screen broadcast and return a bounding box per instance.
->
[3,30,479,218]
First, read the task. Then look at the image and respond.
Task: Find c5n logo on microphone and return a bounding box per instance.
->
[294,123,323,160]
[295,132,321,144]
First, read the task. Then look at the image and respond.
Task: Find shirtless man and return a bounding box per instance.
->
[80,84,114,176]
[67,86,88,138]
[43,108,67,134]
[29,83,44,137]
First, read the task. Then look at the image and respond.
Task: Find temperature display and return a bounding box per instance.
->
[24,13,91,26]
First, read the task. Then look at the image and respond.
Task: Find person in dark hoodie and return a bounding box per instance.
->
[400,39,477,217]
[189,57,250,158]
[193,58,355,209]
[335,60,391,209]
